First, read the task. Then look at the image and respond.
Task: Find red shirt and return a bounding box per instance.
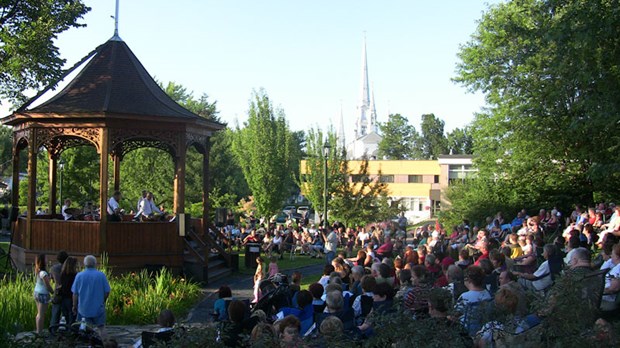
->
[474,250,489,266]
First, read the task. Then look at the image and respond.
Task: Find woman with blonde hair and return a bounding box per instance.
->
[34,254,53,333]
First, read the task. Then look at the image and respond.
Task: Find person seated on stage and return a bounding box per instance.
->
[135,192,164,221]
[62,199,74,220]
[107,191,123,222]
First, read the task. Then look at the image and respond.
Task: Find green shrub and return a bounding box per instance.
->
[0,273,37,334]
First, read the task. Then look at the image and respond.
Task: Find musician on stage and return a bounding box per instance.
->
[107,191,123,222]
[135,192,164,221]
[62,199,75,221]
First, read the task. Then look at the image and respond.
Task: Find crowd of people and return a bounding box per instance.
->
[210,203,620,347]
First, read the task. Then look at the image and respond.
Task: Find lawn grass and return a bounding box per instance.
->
[300,273,322,290]
[237,251,325,275]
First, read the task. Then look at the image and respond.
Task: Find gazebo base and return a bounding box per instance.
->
[10,218,185,274]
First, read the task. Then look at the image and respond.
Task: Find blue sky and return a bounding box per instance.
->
[4,0,500,140]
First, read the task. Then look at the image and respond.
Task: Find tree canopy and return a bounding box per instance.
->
[450,0,620,221]
[232,89,298,217]
[0,0,90,104]
[377,113,422,160]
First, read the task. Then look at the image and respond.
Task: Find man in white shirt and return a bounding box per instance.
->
[135,192,162,221]
[107,191,122,222]
[324,228,339,264]
[136,190,147,214]
[61,199,74,220]
[357,229,369,248]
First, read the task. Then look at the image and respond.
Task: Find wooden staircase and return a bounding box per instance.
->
[182,220,234,284]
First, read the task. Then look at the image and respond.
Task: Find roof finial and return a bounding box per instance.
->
[111,0,122,41]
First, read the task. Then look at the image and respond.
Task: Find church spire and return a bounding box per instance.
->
[368,83,378,134]
[356,34,370,139]
[338,102,345,149]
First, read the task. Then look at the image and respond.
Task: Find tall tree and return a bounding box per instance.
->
[420,113,448,160]
[446,127,473,155]
[454,0,620,207]
[232,89,295,217]
[0,1,90,104]
[377,113,422,160]
[299,127,347,218]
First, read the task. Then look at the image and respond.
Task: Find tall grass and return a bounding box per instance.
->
[105,268,201,325]
[0,273,37,334]
[0,267,201,335]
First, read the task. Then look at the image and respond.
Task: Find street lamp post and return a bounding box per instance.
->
[323,141,331,228]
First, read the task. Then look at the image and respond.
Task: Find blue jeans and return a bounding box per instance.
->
[50,298,74,330]
[326,251,336,265]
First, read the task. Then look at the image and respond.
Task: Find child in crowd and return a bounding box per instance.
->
[253,257,265,303]
[268,255,280,278]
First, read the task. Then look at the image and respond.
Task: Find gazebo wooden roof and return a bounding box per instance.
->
[2,36,227,274]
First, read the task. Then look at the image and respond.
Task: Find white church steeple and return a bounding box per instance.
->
[355,35,371,139]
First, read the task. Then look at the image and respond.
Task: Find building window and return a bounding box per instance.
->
[448,164,477,185]
[380,175,394,183]
[408,175,422,183]
[351,175,368,183]
[434,175,439,184]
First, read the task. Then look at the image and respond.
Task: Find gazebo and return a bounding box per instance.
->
[1,34,230,280]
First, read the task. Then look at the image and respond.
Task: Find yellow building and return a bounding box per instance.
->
[300,155,475,223]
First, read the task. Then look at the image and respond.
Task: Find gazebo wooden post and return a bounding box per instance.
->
[112,154,121,192]
[49,155,58,215]
[173,138,186,215]
[202,138,211,268]
[25,130,37,249]
[11,146,20,209]
[99,129,109,254]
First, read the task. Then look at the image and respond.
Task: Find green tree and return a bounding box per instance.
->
[446,127,473,155]
[377,113,422,160]
[420,113,448,159]
[330,155,401,227]
[232,89,295,217]
[0,0,90,104]
[454,0,620,208]
[299,127,347,217]
[0,125,12,176]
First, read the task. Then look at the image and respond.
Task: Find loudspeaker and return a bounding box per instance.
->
[178,213,186,237]
[215,208,227,228]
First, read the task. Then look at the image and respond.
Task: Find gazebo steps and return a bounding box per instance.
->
[183,252,232,284]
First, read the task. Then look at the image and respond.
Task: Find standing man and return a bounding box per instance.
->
[72,255,110,338]
[107,191,122,222]
[324,227,339,265]
[49,250,69,331]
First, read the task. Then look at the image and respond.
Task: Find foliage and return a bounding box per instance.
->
[299,127,347,217]
[119,148,174,212]
[0,125,12,176]
[453,0,620,207]
[0,0,90,104]
[420,113,448,160]
[446,127,473,155]
[232,89,298,217]
[440,178,525,229]
[104,268,201,325]
[0,273,36,335]
[330,156,401,227]
[377,113,422,160]
[207,129,251,208]
[0,266,200,338]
